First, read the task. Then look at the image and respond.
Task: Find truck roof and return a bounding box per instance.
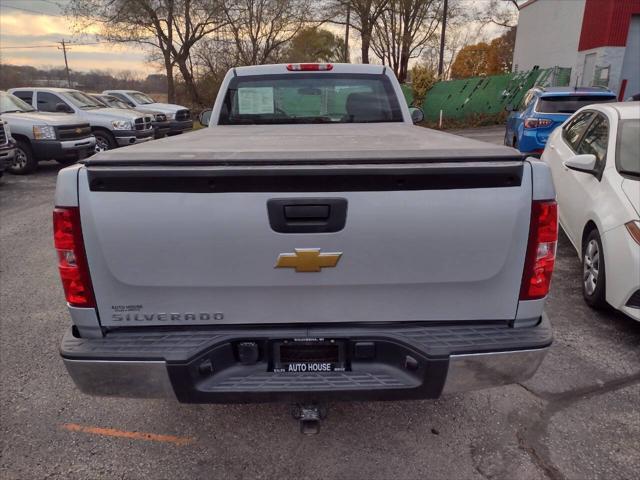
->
[84,124,522,166]
[234,63,386,76]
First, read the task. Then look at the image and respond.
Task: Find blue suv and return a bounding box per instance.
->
[505,87,616,155]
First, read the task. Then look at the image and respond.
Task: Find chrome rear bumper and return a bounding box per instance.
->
[61,315,551,402]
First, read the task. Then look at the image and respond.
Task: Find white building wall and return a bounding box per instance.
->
[512,0,586,72]
[574,47,627,93]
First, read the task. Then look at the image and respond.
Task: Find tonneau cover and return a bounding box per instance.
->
[83,124,522,166]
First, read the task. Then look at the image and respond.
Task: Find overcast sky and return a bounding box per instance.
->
[0,0,510,76]
[0,0,155,74]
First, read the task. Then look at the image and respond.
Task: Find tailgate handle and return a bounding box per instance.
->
[268,198,347,233]
[284,205,330,220]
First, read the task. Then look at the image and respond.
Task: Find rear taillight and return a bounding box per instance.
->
[520,200,558,300]
[53,207,95,308]
[286,63,333,71]
[524,118,553,129]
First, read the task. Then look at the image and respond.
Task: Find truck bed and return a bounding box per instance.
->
[83,124,521,166]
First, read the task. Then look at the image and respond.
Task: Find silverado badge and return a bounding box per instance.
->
[275,248,342,272]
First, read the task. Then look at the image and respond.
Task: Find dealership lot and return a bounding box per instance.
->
[1,128,639,480]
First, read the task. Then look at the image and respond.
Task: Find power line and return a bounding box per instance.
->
[0,42,105,50]
[0,4,62,17]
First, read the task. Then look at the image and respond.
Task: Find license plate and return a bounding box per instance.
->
[271,339,347,373]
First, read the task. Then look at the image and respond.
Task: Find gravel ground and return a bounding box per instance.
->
[1,129,638,480]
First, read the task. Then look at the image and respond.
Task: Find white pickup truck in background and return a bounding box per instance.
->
[54,64,557,432]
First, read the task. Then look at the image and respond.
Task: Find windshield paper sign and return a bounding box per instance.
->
[238,87,274,114]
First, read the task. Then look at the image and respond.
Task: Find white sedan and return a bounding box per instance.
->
[542,102,640,321]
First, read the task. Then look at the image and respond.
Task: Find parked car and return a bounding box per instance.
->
[102,90,193,136]
[505,87,617,155]
[0,90,95,174]
[542,102,639,320]
[9,87,154,153]
[56,63,557,433]
[90,93,171,139]
[0,118,17,177]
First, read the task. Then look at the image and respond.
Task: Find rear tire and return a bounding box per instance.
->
[9,139,37,175]
[94,130,116,153]
[582,229,607,309]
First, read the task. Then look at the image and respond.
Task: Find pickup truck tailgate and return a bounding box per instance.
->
[77,125,531,327]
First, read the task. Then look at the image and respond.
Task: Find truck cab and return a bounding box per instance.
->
[9,87,154,153]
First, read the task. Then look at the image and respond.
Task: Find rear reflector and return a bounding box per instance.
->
[286,63,333,71]
[520,200,558,300]
[53,207,95,308]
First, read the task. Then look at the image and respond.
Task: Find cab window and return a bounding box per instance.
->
[562,111,593,150]
[12,90,33,105]
[37,92,66,112]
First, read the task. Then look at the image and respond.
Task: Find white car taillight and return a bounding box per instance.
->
[53,207,95,308]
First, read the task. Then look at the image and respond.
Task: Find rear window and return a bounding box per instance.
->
[218,73,403,125]
[536,95,616,114]
[617,119,640,179]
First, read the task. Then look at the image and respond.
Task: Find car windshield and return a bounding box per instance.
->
[536,95,616,114]
[106,97,132,109]
[90,95,109,107]
[129,92,155,104]
[0,92,36,113]
[219,73,404,125]
[617,119,640,179]
[65,91,101,109]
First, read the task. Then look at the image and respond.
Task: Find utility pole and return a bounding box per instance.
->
[437,0,448,79]
[344,4,351,63]
[58,39,71,87]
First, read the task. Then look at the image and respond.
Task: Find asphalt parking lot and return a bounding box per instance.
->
[1,126,639,480]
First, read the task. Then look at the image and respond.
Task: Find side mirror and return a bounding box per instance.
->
[409,107,424,124]
[55,102,72,113]
[563,154,597,173]
[199,109,212,127]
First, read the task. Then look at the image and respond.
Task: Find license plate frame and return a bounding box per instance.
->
[271,338,347,373]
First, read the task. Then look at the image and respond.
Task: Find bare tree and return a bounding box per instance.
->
[220,0,312,66]
[475,0,520,28]
[66,0,225,105]
[327,1,389,64]
[370,0,442,83]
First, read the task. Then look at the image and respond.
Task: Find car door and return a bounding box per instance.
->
[547,111,595,245]
[560,113,610,245]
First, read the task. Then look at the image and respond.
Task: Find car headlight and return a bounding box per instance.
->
[33,125,56,140]
[4,123,11,138]
[154,113,166,122]
[166,112,175,120]
[111,120,132,130]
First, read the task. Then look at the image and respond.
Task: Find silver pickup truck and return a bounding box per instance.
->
[55,64,556,432]
[1,91,95,174]
[9,87,154,152]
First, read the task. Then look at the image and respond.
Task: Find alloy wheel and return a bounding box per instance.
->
[11,147,28,170]
[95,137,110,153]
[583,239,600,296]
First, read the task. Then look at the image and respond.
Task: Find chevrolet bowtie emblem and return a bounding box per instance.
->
[75,128,83,134]
[275,248,342,272]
